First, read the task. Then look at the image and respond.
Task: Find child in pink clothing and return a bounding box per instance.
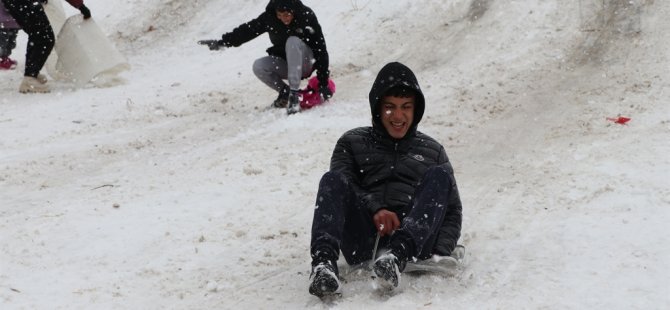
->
[0,1,19,69]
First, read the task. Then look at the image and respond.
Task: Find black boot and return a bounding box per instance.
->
[286,89,301,115]
[271,87,290,108]
[308,259,340,297]
[372,239,412,290]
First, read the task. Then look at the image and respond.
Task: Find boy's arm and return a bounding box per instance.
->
[220,12,269,47]
[330,133,384,215]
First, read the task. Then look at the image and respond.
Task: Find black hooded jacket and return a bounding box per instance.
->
[329,62,462,255]
[219,0,330,85]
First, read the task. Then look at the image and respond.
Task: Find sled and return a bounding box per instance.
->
[404,245,465,274]
[54,15,130,87]
[43,0,129,86]
[341,245,466,277]
[42,0,67,80]
[299,76,336,109]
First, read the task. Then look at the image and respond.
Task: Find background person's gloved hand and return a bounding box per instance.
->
[79,4,91,19]
[198,40,226,51]
[319,84,333,101]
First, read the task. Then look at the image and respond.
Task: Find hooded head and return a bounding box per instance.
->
[368,62,425,139]
[270,0,300,13]
[267,0,302,25]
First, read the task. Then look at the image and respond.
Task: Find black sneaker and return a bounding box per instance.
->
[373,250,407,290]
[308,260,340,297]
[286,90,301,115]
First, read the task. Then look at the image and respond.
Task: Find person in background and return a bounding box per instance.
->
[0,1,19,70]
[0,0,91,93]
[307,62,463,297]
[198,0,332,115]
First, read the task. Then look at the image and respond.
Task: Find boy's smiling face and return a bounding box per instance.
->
[380,95,415,139]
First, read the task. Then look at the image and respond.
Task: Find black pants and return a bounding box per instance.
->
[1,0,54,77]
[0,28,18,57]
[310,166,453,265]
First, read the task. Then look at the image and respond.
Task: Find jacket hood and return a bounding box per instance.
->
[266,0,303,13]
[368,62,425,137]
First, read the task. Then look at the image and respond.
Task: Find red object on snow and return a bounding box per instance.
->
[300,76,336,109]
[606,116,631,125]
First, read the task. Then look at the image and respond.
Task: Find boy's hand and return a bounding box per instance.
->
[373,209,400,236]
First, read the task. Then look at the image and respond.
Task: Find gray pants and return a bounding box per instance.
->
[252,36,314,93]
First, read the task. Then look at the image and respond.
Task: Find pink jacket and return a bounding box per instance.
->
[0,2,19,29]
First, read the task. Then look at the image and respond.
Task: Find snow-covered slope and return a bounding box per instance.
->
[1,0,668,308]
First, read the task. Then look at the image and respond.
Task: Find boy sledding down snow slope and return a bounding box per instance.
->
[308,62,464,297]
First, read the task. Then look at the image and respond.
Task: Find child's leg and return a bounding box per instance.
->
[3,0,54,77]
[0,29,19,58]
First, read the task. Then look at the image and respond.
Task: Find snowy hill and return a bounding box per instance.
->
[1,0,669,308]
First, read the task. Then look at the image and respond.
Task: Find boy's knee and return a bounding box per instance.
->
[321,171,348,186]
[252,58,266,75]
[423,164,454,184]
[286,36,301,45]
[285,36,304,52]
[426,165,447,176]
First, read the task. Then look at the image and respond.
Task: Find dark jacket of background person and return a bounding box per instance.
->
[218,0,330,86]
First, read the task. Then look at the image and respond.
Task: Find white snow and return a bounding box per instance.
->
[2,0,669,308]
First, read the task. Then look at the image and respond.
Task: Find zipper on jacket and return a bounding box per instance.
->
[382,142,400,209]
[393,142,400,173]
[391,142,399,171]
